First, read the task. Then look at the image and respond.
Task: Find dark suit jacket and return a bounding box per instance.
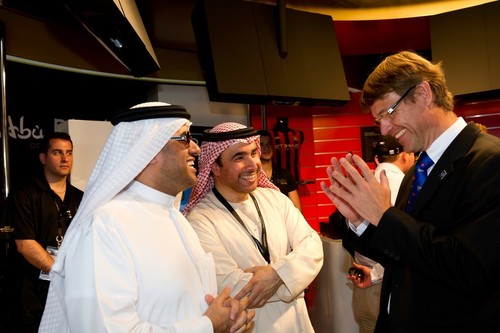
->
[343,122,500,333]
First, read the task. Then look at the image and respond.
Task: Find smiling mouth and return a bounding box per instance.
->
[394,128,406,139]
[187,160,197,171]
[241,173,257,182]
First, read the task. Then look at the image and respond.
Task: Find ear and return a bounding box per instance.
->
[403,151,413,161]
[400,152,415,168]
[148,153,160,166]
[39,153,46,165]
[418,81,433,107]
[211,163,220,177]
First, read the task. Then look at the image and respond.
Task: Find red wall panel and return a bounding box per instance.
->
[251,93,500,231]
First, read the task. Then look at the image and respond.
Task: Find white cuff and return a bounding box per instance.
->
[348,219,369,236]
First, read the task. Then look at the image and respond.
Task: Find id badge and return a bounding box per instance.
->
[39,246,58,281]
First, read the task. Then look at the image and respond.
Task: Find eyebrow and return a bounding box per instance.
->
[231,151,247,159]
[374,91,402,118]
[173,130,189,136]
[51,149,73,152]
[230,146,259,159]
[375,108,386,117]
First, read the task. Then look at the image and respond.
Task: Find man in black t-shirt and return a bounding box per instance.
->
[6,132,83,333]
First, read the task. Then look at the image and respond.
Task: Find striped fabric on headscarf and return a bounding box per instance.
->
[183,122,278,215]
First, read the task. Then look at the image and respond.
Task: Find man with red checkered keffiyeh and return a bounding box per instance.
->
[184,122,323,333]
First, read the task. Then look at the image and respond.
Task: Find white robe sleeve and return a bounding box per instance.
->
[188,190,323,303]
[268,193,324,302]
[64,209,213,333]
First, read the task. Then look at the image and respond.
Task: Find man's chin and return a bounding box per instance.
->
[246,183,258,193]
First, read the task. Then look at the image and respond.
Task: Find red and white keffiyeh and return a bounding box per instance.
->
[183,122,278,215]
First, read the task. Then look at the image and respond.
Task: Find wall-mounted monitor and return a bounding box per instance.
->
[430,1,500,96]
[191,0,350,106]
[63,0,160,77]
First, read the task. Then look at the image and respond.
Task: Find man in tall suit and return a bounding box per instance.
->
[321,50,500,333]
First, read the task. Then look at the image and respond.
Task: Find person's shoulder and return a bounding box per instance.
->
[68,184,84,197]
[254,187,287,201]
[272,166,296,188]
[476,131,500,152]
[186,193,222,219]
[91,195,139,226]
[458,132,500,186]
[254,187,302,215]
[468,132,500,166]
[458,122,499,154]
[376,162,403,173]
[8,177,43,198]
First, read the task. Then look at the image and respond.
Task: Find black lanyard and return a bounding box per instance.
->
[52,200,65,248]
[212,187,270,263]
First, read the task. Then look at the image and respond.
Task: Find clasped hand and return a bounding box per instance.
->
[234,265,283,309]
[204,287,255,333]
[320,153,391,226]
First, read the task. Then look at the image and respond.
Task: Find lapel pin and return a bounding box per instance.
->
[438,170,447,180]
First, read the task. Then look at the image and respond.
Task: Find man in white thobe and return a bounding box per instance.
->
[184,122,323,333]
[39,102,253,333]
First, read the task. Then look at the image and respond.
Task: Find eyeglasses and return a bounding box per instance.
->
[374,85,416,126]
[170,132,192,148]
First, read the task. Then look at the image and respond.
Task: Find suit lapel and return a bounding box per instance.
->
[411,123,480,215]
[396,171,413,211]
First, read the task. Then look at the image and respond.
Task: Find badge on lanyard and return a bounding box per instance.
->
[39,246,58,281]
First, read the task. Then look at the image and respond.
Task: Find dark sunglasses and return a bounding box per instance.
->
[170,132,192,148]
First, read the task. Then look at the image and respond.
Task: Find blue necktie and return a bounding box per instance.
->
[406,152,434,213]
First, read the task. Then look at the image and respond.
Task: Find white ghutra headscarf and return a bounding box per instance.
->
[39,102,191,332]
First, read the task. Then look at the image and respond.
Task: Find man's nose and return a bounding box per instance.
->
[379,120,392,135]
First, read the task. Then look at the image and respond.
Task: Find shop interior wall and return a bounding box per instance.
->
[3,62,155,196]
[4,62,499,230]
[150,84,249,127]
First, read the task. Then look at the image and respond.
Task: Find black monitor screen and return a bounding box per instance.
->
[192,0,350,105]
